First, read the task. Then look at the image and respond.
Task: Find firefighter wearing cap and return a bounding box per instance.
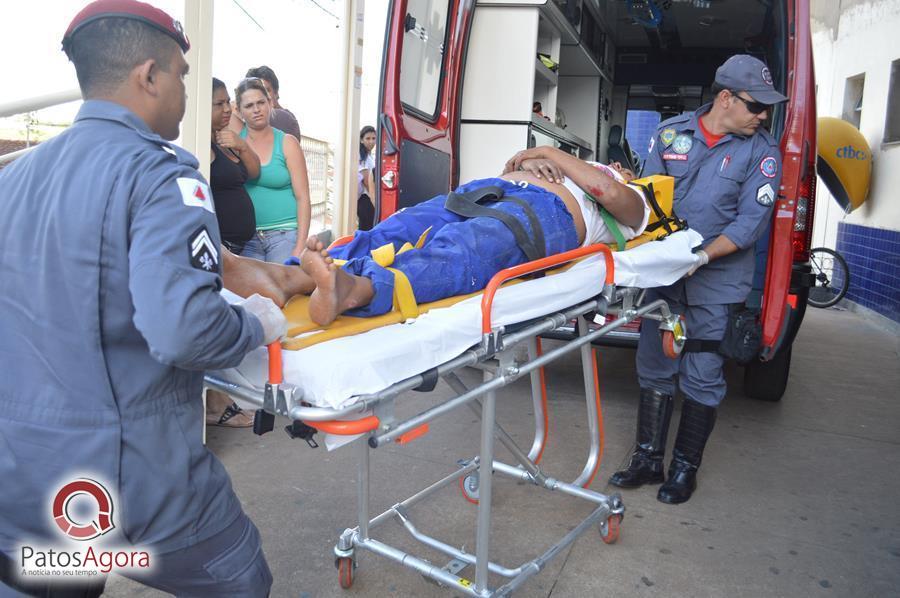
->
[0,1,283,595]
[610,54,788,504]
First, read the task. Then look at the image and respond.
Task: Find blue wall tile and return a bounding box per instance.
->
[835,222,900,323]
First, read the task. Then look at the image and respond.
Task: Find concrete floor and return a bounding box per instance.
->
[107,307,900,597]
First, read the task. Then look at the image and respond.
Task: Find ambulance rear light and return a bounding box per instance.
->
[793,197,808,232]
[791,174,816,263]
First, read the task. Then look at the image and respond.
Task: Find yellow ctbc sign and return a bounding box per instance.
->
[816,117,872,213]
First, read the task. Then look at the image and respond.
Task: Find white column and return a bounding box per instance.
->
[182,0,214,180]
[333,0,366,237]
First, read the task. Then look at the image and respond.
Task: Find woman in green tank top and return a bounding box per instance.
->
[232,78,311,264]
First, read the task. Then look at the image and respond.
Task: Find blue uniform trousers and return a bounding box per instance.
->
[636,285,729,407]
[330,178,579,316]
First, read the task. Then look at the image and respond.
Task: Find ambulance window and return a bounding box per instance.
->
[400,0,450,121]
[842,74,865,129]
[625,110,661,163]
[884,60,900,143]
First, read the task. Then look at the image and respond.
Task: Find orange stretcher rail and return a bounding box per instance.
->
[266,342,381,435]
[480,243,615,335]
[306,416,381,435]
[267,343,283,384]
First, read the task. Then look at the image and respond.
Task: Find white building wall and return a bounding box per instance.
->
[811,0,900,248]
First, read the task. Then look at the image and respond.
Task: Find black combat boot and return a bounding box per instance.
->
[657,399,717,504]
[609,388,674,488]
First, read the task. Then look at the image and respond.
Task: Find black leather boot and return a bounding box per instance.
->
[609,389,673,488]
[657,399,717,504]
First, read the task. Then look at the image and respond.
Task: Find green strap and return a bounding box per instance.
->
[584,193,627,251]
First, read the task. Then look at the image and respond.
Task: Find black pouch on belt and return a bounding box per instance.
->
[717,304,762,364]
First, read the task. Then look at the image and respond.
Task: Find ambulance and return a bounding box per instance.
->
[371,0,822,401]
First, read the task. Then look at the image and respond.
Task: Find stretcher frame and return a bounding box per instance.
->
[204,243,685,597]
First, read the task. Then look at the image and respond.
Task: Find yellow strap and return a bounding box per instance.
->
[369,243,396,267]
[386,267,419,319]
[415,226,432,248]
[395,226,432,256]
[337,231,431,320]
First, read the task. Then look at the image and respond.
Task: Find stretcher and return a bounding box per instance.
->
[204,220,702,595]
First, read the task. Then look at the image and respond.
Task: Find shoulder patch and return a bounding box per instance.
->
[672,134,693,154]
[759,156,778,178]
[188,225,220,272]
[660,128,676,147]
[756,183,775,207]
[177,177,215,214]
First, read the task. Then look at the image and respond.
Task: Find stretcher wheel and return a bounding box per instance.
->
[336,557,354,589]
[661,316,686,359]
[459,473,480,504]
[599,514,622,544]
[662,331,680,359]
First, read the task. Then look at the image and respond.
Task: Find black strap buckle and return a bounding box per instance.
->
[285,420,319,448]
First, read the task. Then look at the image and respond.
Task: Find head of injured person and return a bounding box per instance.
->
[62,0,191,141]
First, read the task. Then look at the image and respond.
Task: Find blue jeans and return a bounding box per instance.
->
[240,229,297,264]
[329,178,578,316]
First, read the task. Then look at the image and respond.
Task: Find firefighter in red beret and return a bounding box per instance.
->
[0,1,283,595]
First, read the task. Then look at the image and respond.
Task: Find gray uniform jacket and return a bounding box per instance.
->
[0,101,263,555]
[642,103,782,304]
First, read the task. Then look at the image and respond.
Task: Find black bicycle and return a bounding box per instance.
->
[807,247,850,308]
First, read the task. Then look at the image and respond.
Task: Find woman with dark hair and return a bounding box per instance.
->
[210,77,258,254]
[357,125,377,230]
[206,77,260,428]
[231,77,311,264]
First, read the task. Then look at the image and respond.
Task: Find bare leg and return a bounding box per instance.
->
[222,248,316,307]
[300,237,374,325]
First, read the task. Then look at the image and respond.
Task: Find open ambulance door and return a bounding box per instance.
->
[375,0,475,221]
[743,0,816,401]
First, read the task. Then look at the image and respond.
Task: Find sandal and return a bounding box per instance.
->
[206,402,254,428]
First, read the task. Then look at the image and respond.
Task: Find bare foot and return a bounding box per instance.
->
[222,248,315,307]
[300,236,373,325]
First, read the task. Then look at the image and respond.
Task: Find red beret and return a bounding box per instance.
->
[62,0,190,53]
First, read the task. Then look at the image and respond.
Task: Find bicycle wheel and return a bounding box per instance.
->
[807,247,850,308]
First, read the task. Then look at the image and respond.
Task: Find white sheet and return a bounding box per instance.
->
[215,230,702,412]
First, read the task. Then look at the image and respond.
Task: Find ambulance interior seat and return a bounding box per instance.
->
[608,125,638,173]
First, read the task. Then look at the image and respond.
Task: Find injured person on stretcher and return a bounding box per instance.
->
[222,147,649,326]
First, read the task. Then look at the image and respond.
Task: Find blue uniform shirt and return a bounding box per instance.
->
[0,101,263,555]
[642,103,782,304]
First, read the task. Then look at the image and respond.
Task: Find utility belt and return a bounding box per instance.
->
[681,304,761,364]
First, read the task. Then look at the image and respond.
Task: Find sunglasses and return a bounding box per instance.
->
[729,91,768,115]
